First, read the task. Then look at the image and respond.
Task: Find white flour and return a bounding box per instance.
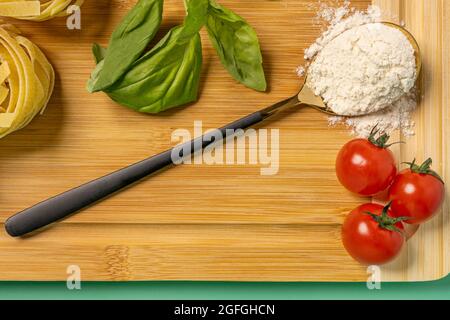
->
[308,23,416,116]
[329,93,417,137]
[301,3,418,137]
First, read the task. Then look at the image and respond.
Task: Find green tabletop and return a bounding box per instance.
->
[0,275,448,300]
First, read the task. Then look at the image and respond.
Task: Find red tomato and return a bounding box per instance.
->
[342,203,405,265]
[336,131,397,196]
[389,158,445,224]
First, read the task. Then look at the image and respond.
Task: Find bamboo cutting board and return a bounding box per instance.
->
[0,0,447,282]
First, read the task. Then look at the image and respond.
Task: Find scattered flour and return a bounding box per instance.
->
[295,66,306,77]
[305,3,381,59]
[314,0,353,25]
[300,2,418,137]
[329,93,417,137]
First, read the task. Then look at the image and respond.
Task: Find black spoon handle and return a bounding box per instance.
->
[5,111,264,237]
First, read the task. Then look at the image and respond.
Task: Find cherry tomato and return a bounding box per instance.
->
[336,130,397,196]
[342,203,405,265]
[389,158,445,224]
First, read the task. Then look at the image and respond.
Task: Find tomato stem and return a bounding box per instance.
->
[365,202,409,234]
[368,125,405,149]
[403,158,445,184]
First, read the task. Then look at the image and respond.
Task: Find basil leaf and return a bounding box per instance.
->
[89,0,163,92]
[104,0,208,113]
[92,43,106,64]
[86,59,104,92]
[86,43,106,92]
[206,0,266,92]
[106,26,203,113]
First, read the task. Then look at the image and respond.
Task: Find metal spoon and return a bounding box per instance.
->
[5,23,422,237]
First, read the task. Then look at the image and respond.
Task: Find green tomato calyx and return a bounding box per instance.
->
[368,126,404,149]
[404,158,444,184]
[365,202,408,234]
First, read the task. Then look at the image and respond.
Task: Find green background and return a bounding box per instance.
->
[0,276,448,300]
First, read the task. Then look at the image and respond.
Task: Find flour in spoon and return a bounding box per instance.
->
[308,22,416,116]
[301,3,418,137]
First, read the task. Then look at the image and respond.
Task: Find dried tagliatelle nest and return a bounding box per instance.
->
[0,0,84,21]
[0,22,54,139]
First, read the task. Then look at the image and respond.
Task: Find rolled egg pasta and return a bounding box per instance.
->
[0,23,54,138]
[0,0,84,21]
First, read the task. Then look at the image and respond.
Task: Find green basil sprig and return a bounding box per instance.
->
[88,0,163,92]
[103,0,207,113]
[206,0,266,92]
[106,26,203,113]
[87,0,267,113]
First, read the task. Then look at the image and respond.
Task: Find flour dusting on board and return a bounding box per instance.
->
[300,2,418,137]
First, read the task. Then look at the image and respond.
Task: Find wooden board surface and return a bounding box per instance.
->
[0,0,447,282]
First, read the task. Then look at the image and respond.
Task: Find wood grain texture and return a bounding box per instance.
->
[0,223,367,281]
[0,0,447,281]
[374,0,449,282]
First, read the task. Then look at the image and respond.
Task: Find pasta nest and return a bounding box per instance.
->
[0,0,84,21]
[0,23,55,138]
